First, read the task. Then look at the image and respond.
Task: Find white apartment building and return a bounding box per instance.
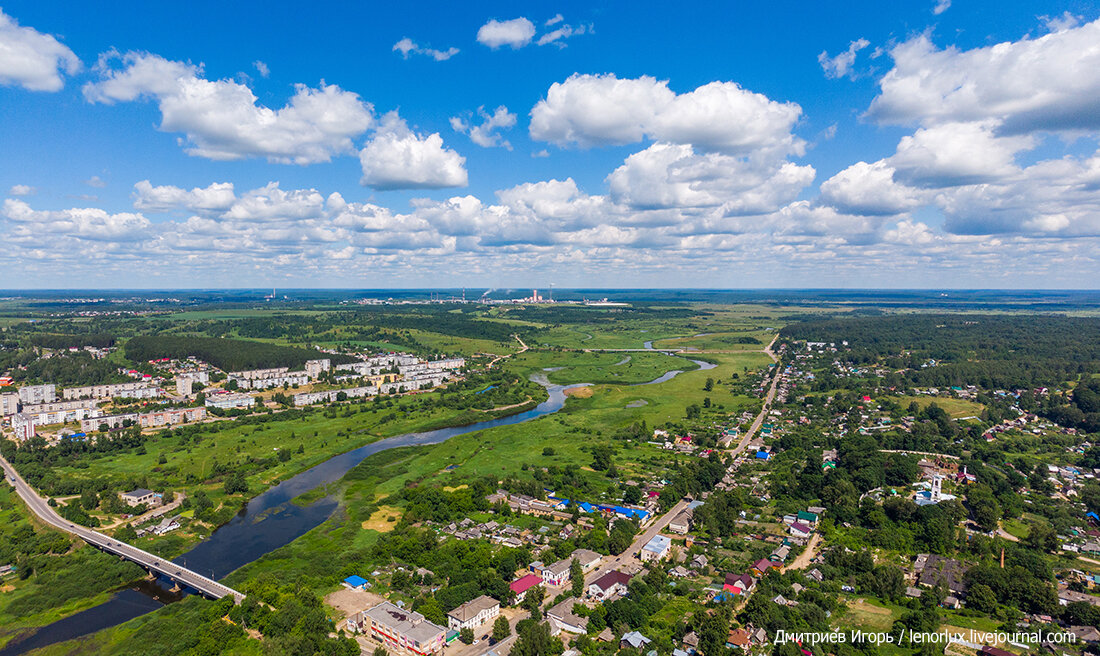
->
[22,406,102,426]
[18,384,56,405]
[175,371,210,396]
[81,413,139,432]
[11,413,36,441]
[205,393,255,409]
[1,392,18,416]
[227,372,309,390]
[293,386,378,406]
[305,359,330,379]
[62,381,161,400]
[21,399,98,415]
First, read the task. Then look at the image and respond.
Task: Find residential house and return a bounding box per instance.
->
[120,488,157,507]
[788,522,812,539]
[547,598,588,635]
[669,509,693,535]
[727,628,751,649]
[446,595,499,631]
[621,631,652,650]
[540,559,573,587]
[640,535,672,562]
[589,570,631,602]
[751,559,776,576]
[723,573,755,595]
[509,574,543,604]
[571,549,603,573]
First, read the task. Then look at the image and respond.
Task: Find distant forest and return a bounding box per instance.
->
[124,336,357,372]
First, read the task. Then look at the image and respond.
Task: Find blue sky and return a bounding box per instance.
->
[2,0,1099,289]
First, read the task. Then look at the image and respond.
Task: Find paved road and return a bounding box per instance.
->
[721,337,781,453]
[0,453,243,603]
[584,498,692,586]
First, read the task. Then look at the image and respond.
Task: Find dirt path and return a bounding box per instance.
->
[786,532,822,570]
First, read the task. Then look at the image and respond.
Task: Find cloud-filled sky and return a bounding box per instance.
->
[2,0,1100,289]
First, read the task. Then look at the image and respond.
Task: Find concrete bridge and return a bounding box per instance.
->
[1,454,244,603]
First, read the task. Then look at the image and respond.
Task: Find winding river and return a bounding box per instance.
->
[1,382,582,656]
[3,351,717,656]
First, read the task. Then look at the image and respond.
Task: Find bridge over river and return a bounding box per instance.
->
[0,454,243,604]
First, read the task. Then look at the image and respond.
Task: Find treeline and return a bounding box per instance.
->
[124,335,357,371]
[23,333,117,348]
[195,309,535,345]
[10,350,127,386]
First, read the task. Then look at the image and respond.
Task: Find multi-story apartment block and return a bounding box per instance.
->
[81,413,139,432]
[11,413,37,441]
[293,386,378,406]
[18,384,56,405]
[305,359,330,379]
[62,382,161,400]
[205,393,255,409]
[1,392,19,416]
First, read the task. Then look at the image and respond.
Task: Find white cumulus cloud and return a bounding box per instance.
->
[359,113,468,190]
[529,74,803,157]
[8,184,36,196]
[868,19,1100,133]
[0,9,81,91]
[83,51,374,164]
[132,180,237,213]
[819,160,924,216]
[477,18,536,49]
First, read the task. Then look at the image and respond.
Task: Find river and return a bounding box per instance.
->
[2,352,716,656]
[0,381,582,656]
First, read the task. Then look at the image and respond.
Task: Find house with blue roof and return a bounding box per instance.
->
[342,575,368,590]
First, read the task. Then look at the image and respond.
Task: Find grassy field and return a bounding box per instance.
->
[50,381,547,555]
[881,395,985,419]
[833,596,904,631]
[505,349,702,385]
[651,329,774,351]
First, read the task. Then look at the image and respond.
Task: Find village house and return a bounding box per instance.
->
[547,598,588,635]
[119,488,158,507]
[588,570,631,602]
[669,509,693,534]
[446,595,500,631]
[509,574,543,604]
[723,573,755,595]
[640,535,672,562]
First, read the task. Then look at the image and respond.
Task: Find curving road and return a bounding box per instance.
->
[0,453,243,603]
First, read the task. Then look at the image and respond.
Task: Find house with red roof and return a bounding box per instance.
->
[509,574,543,604]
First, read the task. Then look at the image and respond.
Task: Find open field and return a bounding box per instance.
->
[880,395,985,419]
[505,349,701,385]
[650,329,774,351]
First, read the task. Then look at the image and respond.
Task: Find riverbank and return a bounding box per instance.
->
[0,380,582,656]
